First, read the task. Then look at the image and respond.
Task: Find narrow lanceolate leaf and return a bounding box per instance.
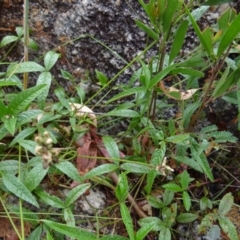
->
[37,72,52,109]
[8,62,45,74]
[218,193,233,216]
[217,13,240,57]
[55,161,83,183]
[121,163,151,173]
[44,51,60,71]
[183,191,191,211]
[213,67,240,99]
[148,64,177,89]
[18,140,37,155]
[2,173,39,208]
[83,164,118,180]
[8,84,47,115]
[42,220,97,240]
[35,189,64,208]
[165,134,189,143]
[115,173,128,202]
[106,86,146,104]
[204,0,234,5]
[105,109,139,118]
[0,100,8,118]
[120,203,135,240]
[9,127,36,147]
[185,4,213,59]
[169,20,189,64]
[135,20,159,40]
[65,183,91,207]
[64,208,75,227]
[100,236,129,240]
[24,162,49,191]
[176,213,198,223]
[102,136,120,162]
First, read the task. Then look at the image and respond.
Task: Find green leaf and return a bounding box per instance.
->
[8,84,47,115]
[159,226,171,240]
[0,35,19,47]
[42,220,97,240]
[15,26,23,37]
[0,160,21,172]
[1,115,17,135]
[217,13,240,57]
[18,140,37,155]
[36,72,52,109]
[162,183,183,192]
[102,136,120,163]
[136,222,156,240]
[182,191,191,211]
[165,134,189,143]
[150,147,165,166]
[2,173,39,208]
[44,51,60,71]
[64,208,75,227]
[144,169,158,195]
[162,0,179,37]
[135,20,159,40]
[204,0,234,5]
[8,62,45,74]
[213,67,240,98]
[0,100,8,119]
[27,225,42,240]
[183,102,201,129]
[171,67,204,77]
[177,213,198,223]
[173,156,203,173]
[28,39,39,51]
[120,203,135,240]
[83,164,118,180]
[163,190,174,206]
[105,109,139,118]
[9,127,36,147]
[138,217,165,232]
[218,216,238,240]
[190,145,214,181]
[115,173,128,202]
[106,87,146,104]
[147,195,164,209]
[95,70,108,86]
[35,189,64,208]
[24,162,49,191]
[169,20,189,64]
[148,64,177,89]
[180,170,194,190]
[65,183,91,207]
[55,161,83,183]
[121,163,151,174]
[16,109,42,127]
[218,193,233,216]
[60,69,75,80]
[200,196,213,211]
[100,236,129,240]
[184,4,213,59]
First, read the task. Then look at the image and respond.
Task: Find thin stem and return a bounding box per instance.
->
[23,0,29,90]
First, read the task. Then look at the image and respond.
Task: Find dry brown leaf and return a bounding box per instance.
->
[167,87,199,100]
[76,132,97,175]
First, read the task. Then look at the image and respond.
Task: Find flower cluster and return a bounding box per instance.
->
[35,131,59,169]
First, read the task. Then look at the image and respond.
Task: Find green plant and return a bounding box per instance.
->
[1,0,240,239]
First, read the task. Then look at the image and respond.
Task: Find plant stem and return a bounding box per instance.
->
[23,0,29,90]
